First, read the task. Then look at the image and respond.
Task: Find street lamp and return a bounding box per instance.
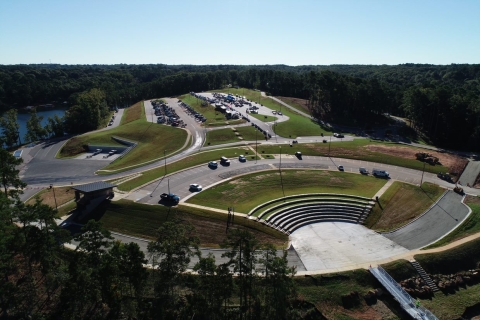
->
[164,150,167,176]
[255,129,258,164]
[328,135,332,156]
[420,161,426,187]
[49,184,58,211]
[279,146,286,200]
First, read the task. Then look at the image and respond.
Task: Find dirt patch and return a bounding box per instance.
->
[366,145,468,175]
[466,195,480,206]
[27,187,75,208]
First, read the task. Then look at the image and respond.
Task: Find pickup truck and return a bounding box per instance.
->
[160,193,180,204]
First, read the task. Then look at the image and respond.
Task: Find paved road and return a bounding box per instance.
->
[383,191,470,249]
[129,154,470,209]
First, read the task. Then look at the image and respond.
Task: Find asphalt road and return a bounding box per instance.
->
[131,154,451,209]
[382,191,470,249]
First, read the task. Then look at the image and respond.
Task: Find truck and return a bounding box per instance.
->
[160,193,180,204]
[372,169,389,178]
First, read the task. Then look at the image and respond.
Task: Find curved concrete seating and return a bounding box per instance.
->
[281,211,362,231]
[267,203,365,225]
[257,197,371,220]
[248,193,373,217]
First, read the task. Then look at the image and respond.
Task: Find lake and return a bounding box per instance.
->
[15,109,66,144]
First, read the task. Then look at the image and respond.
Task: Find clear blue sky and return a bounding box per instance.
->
[1,0,479,65]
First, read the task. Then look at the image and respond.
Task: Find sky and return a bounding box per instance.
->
[1,0,479,66]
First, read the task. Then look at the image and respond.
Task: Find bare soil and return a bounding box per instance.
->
[27,187,75,208]
[366,145,468,176]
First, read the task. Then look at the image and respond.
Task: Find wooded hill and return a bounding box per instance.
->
[1,64,479,151]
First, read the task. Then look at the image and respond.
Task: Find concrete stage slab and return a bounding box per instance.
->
[290,222,409,271]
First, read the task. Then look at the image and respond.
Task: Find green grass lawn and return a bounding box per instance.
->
[257,139,448,174]
[116,147,253,191]
[235,126,262,141]
[90,200,287,248]
[205,128,239,146]
[187,170,386,213]
[249,113,278,122]
[424,196,480,249]
[60,119,188,172]
[364,182,445,232]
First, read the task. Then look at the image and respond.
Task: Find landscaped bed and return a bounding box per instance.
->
[187,169,386,213]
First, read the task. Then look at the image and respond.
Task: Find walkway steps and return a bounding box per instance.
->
[370,266,439,320]
[410,260,439,292]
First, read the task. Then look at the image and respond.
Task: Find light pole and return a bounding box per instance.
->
[164,150,167,176]
[328,135,332,156]
[279,146,286,201]
[49,184,58,211]
[255,129,258,164]
[420,161,426,187]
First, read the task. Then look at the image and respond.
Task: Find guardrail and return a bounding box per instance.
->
[110,136,138,163]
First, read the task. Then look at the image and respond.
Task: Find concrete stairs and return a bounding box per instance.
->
[410,260,439,292]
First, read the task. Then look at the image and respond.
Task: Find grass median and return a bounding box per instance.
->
[187,169,386,213]
[205,128,239,146]
[90,200,287,248]
[116,147,253,191]
[249,113,277,122]
[364,182,445,232]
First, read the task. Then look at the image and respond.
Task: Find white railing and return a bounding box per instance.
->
[370,266,438,320]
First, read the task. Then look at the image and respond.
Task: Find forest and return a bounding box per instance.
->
[0,64,479,150]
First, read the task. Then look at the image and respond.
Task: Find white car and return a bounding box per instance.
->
[189,184,202,191]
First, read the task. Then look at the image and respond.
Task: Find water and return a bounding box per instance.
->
[7,109,66,144]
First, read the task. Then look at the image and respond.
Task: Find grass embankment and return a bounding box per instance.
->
[122,101,145,124]
[275,96,312,115]
[209,88,327,138]
[295,270,406,319]
[425,196,480,249]
[381,260,418,281]
[116,147,253,191]
[249,113,278,122]
[411,238,480,319]
[364,182,445,232]
[89,200,287,248]
[187,170,386,213]
[59,107,188,172]
[257,139,450,174]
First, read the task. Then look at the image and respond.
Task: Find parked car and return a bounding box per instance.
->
[189,184,202,191]
[372,169,390,178]
[338,165,344,171]
[239,155,246,162]
[295,151,302,159]
[359,167,368,174]
[220,156,230,165]
[208,161,218,168]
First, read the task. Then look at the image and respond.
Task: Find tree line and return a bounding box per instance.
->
[0,148,303,319]
[1,63,479,150]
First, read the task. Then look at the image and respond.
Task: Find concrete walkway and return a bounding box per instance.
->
[458,159,480,187]
[382,191,470,249]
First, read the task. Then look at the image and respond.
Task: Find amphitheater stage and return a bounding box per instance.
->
[290,222,409,272]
